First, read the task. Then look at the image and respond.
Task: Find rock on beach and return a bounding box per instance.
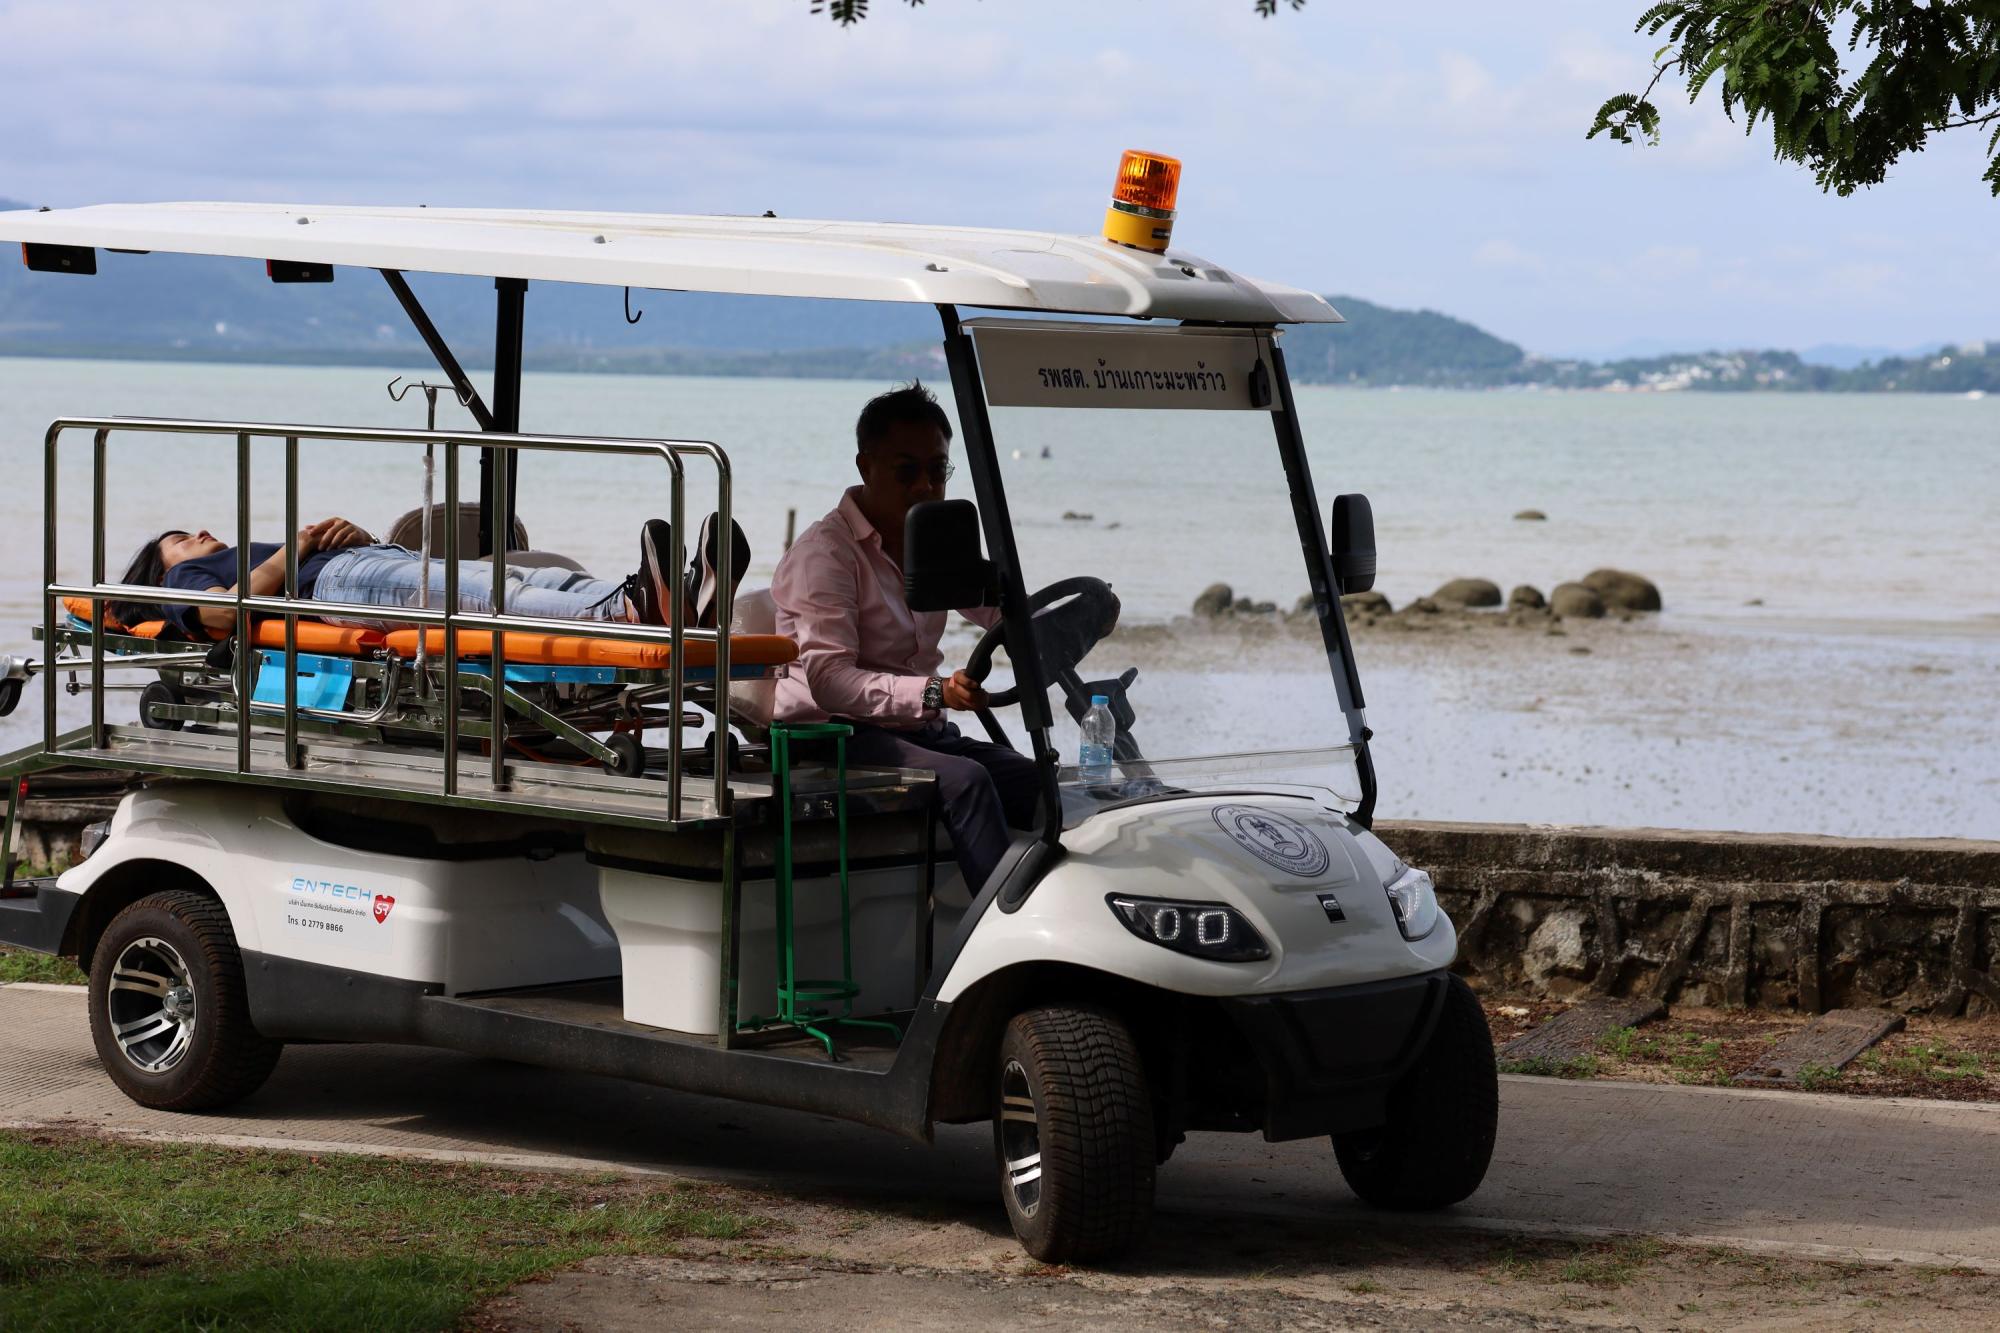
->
[1550,582,1606,619]
[1433,578,1502,608]
[1508,584,1546,611]
[1192,583,1234,617]
[1341,590,1392,615]
[1581,568,1662,613]
[1513,509,1548,522]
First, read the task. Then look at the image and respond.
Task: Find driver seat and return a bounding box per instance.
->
[728,587,781,734]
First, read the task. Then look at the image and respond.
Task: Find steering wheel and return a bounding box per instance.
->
[964,577,1121,709]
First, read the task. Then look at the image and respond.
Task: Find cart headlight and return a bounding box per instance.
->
[1106,894,1269,962]
[1383,864,1438,941]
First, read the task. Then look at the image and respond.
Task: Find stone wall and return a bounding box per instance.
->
[1380,821,2000,1017]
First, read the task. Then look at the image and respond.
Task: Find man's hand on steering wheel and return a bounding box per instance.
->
[964,577,1121,710]
[941,670,988,711]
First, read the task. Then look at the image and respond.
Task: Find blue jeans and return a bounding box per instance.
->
[311,544,626,632]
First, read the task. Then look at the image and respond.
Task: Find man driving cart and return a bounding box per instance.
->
[772,382,1053,893]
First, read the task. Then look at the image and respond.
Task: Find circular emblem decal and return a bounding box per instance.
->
[1210,805,1331,879]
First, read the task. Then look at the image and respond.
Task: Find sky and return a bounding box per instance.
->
[1,0,1993,359]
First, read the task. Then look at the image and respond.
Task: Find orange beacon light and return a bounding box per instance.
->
[1102,150,1182,253]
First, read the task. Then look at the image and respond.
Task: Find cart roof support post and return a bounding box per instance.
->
[484,278,529,559]
[376,270,496,433]
[935,305,1065,845]
[1267,341,1378,827]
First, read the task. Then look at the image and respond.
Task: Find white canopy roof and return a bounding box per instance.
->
[0,202,1343,325]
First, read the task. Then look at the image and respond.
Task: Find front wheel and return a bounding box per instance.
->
[993,1005,1155,1263]
[87,889,283,1111]
[1332,974,1497,1209]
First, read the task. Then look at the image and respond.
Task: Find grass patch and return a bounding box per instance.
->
[1556,1238,1664,1289]
[1658,1032,1726,1085]
[0,946,85,985]
[1498,1054,1601,1079]
[0,1130,765,1332]
[1598,1025,1640,1059]
[1859,1040,1988,1083]
[1796,1062,1844,1091]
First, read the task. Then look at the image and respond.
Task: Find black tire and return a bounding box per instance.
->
[603,732,647,775]
[87,889,282,1111]
[139,680,184,731]
[709,729,741,775]
[1332,974,1497,1210]
[993,1005,1155,1263]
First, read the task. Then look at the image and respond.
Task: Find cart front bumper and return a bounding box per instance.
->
[0,880,79,958]
[1218,968,1451,1141]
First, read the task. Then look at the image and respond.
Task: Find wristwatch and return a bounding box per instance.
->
[922,676,945,713]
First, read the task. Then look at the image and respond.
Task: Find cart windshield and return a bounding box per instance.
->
[965,382,1364,826]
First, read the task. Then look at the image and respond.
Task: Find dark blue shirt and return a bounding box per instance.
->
[160,542,340,638]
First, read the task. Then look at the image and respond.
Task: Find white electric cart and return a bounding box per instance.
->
[0,169,1496,1262]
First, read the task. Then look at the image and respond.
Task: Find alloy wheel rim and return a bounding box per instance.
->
[999,1058,1043,1216]
[106,936,196,1074]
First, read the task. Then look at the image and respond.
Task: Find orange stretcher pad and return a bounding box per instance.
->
[62,597,797,671]
[62,598,384,654]
[382,629,797,670]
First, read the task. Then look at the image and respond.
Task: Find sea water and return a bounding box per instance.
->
[1,358,1994,834]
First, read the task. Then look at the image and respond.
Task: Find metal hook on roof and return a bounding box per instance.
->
[624,286,644,325]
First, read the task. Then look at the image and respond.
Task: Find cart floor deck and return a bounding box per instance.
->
[442,978,905,1071]
[13,724,937,832]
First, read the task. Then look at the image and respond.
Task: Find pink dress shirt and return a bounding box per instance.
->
[773,487,1000,729]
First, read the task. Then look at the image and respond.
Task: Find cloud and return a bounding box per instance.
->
[0,0,1989,354]
[1472,239,1548,274]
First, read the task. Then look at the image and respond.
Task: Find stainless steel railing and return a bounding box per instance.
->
[42,416,737,819]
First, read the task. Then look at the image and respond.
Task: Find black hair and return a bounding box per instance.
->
[855,380,953,453]
[109,530,185,629]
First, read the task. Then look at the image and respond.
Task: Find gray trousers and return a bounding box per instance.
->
[845,720,1041,894]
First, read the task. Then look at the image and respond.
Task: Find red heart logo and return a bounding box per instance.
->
[372,894,395,924]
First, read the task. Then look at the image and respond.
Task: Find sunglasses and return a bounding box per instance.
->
[889,459,955,486]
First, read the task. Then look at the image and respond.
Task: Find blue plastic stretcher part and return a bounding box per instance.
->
[253,651,356,711]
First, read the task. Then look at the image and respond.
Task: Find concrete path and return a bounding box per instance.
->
[6,982,1998,1271]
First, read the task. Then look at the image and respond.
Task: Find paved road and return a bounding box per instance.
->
[6,982,1998,1270]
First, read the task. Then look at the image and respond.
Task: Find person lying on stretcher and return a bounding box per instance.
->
[113,517,681,638]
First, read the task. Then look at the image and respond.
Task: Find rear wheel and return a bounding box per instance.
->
[1332,974,1497,1209]
[993,1005,1155,1263]
[603,732,647,776]
[87,889,282,1111]
[139,680,185,731]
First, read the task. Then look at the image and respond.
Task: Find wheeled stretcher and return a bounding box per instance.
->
[35,596,798,777]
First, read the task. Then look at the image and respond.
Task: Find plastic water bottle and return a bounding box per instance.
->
[1079,695,1115,781]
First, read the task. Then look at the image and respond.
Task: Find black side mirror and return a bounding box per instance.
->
[1330,493,1376,594]
[905,499,998,611]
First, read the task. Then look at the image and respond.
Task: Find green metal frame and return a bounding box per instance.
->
[743,720,903,1057]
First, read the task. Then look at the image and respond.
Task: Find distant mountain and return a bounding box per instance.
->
[0,212,1991,391]
[1285,295,1527,386]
